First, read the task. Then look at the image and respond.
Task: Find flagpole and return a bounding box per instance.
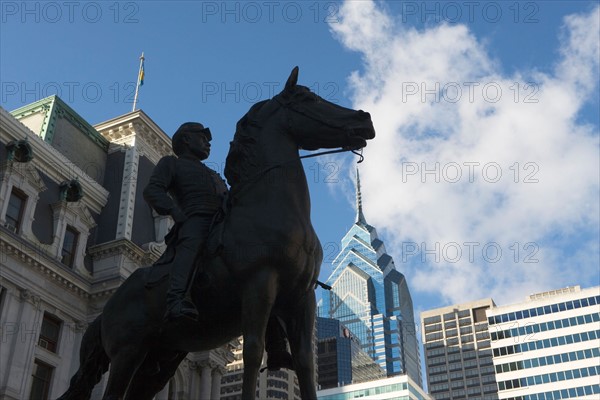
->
[132,52,145,112]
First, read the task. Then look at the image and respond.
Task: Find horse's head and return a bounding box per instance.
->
[276,67,375,151]
[225,67,376,187]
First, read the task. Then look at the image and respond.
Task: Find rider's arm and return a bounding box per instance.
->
[143,156,186,223]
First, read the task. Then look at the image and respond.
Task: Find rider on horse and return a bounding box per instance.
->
[143,122,293,369]
[144,122,225,321]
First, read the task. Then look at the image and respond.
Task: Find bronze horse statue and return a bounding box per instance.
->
[57,67,375,400]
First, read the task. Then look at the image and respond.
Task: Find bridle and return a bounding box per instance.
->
[300,147,364,163]
[274,94,366,163]
[229,96,367,199]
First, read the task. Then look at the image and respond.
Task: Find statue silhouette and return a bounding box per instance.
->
[57,67,375,400]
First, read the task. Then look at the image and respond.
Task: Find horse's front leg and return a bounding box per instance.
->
[241,268,278,400]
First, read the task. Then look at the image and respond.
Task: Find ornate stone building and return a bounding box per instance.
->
[0,95,232,400]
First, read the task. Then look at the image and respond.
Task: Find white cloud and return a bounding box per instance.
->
[330,2,600,305]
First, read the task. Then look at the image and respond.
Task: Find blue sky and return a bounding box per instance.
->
[2,1,599,330]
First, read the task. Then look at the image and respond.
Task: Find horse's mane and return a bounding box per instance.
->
[224,100,269,186]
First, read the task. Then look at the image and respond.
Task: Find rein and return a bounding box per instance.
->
[300,147,364,163]
[229,147,363,203]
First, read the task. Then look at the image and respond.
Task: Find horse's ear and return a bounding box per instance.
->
[285,66,299,91]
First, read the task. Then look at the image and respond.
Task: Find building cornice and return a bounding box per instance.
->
[0,227,92,299]
[87,237,158,266]
[94,109,173,164]
[0,230,160,302]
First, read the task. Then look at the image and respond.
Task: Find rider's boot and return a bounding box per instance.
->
[164,254,199,322]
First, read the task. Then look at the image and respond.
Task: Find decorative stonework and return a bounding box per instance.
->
[115,145,138,240]
[19,288,41,307]
[73,320,88,333]
[5,139,34,162]
[0,160,47,240]
[94,110,173,165]
[0,234,91,299]
[88,238,157,266]
[131,121,173,164]
[50,200,96,277]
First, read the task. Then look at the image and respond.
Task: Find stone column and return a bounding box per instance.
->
[52,320,87,398]
[210,366,224,400]
[199,362,213,400]
[154,381,169,400]
[187,360,200,398]
[1,289,42,399]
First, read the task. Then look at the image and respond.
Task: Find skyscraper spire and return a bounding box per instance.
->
[356,168,367,225]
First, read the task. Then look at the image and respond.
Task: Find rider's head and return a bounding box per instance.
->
[172,122,212,159]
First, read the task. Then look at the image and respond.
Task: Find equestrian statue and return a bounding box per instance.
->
[57,67,376,400]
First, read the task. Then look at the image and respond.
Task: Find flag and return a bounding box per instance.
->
[139,59,145,86]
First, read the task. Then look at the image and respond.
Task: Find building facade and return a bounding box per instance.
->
[317,374,432,400]
[316,317,386,390]
[487,285,600,400]
[220,337,302,400]
[0,96,231,400]
[318,171,422,385]
[421,298,498,400]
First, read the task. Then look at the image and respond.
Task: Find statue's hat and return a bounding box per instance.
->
[174,122,212,141]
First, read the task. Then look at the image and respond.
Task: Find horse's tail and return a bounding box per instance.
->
[56,315,109,400]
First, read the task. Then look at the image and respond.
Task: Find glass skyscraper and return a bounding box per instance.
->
[316,317,386,389]
[318,170,422,386]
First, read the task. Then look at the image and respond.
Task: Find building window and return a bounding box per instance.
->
[61,226,79,268]
[5,188,26,233]
[30,360,54,400]
[38,313,61,353]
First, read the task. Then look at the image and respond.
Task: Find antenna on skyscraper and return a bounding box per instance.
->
[356,168,367,225]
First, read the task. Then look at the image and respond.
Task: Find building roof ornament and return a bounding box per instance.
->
[94,110,173,164]
[355,168,368,226]
[5,139,34,162]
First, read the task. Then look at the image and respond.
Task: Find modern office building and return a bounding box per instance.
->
[316,317,386,389]
[317,374,432,400]
[421,298,498,400]
[0,96,231,400]
[318,170,422,385]
[487,285,600,400]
